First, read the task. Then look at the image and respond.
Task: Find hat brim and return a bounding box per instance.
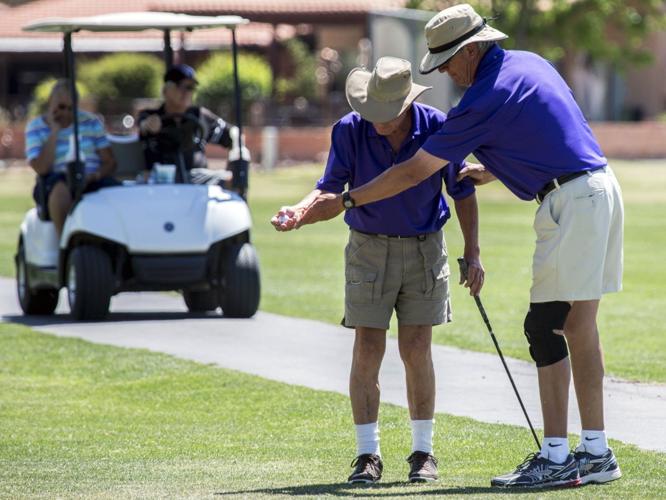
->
[419,25,508,75]
[345,67,431,123]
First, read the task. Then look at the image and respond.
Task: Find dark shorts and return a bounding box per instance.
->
[33,171,120,220]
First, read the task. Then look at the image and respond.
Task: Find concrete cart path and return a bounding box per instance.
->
[1,277,664,453]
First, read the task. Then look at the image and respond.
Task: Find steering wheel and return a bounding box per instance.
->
[148,112,206,155]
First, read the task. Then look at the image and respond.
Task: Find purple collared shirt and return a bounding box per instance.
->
[422,45,607,200]
[317,103,475,236]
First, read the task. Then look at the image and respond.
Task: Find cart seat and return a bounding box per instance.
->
[107,133,145,181]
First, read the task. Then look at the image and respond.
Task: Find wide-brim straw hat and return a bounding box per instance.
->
[420,3,508,75]
[345,56,431,123]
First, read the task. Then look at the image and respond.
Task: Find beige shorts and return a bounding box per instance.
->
[531,166,624,303]
[343,229,452,330]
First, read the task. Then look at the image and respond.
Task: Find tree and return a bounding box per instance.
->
[275,39,317,102]
[406,0,665,81]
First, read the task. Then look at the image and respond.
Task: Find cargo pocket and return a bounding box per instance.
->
[345,266,378,305]
[418,233,448,298]
[426,261,450,299]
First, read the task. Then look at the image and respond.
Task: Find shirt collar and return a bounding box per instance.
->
[474,43,503,81]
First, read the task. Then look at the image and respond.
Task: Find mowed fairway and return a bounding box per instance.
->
[250,161,666,383]
[1,161,665,382]
[2,324,666,498]
[1,162,665,497]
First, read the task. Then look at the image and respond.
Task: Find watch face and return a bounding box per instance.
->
[344,199,353,209]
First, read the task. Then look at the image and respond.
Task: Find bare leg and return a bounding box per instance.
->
[564,300,604,430]
[48,181,72,236]
[538,356,570,437]
[398,325,435,420]
[349,327,386,424]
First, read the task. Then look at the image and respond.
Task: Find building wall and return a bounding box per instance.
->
[2,123,665,162]
[317,25,365,51]
[623,31,666,120]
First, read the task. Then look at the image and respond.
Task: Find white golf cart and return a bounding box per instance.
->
[15,12,261,320]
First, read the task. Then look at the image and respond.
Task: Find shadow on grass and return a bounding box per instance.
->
[214,481,548,497]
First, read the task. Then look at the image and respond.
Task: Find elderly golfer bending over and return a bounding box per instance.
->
[271,56,484,484]
[296,3,623,490]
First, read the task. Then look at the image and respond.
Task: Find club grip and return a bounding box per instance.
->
[458,257,468,281]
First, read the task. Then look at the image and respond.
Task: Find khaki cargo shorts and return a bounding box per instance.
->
[531,166,624,302]
[343,229,452,330]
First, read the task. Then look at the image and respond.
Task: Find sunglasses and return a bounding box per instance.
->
[437,47,470,71]
[56,103,73,111]
[179,84,196,92]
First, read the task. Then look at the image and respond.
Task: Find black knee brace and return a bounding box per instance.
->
[524,302,571,367]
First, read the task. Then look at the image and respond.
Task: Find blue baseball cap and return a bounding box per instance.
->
[164,64,198,84]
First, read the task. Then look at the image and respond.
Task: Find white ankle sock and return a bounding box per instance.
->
[541,437,569,464]
[580,430,608,455]
[411,419,434,454]
[355,422,380,456]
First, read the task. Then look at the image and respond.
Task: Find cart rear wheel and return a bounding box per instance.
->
[16,239,58,315]
[183,289,219,312]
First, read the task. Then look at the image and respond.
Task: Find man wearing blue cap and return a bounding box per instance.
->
[138,64,234,186]
[296,3,624,490]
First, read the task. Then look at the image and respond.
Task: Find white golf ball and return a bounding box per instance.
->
[278,214,289,224]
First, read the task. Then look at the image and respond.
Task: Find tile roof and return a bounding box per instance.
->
[152,0,406,14]
[0,0,287,50]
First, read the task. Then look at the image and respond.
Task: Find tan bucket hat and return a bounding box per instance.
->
[420,3,508,75]
[345,57,431,123]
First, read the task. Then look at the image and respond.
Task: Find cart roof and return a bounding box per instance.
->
[23,11,249,34]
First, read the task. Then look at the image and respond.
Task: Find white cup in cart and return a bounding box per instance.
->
[154,163,177,184]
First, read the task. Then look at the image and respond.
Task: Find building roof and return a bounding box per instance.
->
[0,0,288,52]
[153,0,405,14]
[153,0,405,23]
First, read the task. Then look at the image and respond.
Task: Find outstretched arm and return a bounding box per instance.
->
[296,148,449,228]
[349,149,448,206]
[271,189,325,231]
[457,162,497,185]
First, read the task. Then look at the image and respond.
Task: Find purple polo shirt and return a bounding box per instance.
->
[422,45,608,201]
[317,103,475,236]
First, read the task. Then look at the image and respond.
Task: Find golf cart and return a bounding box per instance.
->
[15,12,260,320]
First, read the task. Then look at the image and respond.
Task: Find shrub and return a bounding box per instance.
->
[195,52,272,119]
[28,78,90,118]
[78,53,163,112]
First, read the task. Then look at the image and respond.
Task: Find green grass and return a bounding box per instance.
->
[249,161,666,383]
[1,323,665,498]
[2,162,666,382]
[0,168,34,277]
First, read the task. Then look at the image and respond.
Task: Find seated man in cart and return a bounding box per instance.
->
[25,79,118,236]
[138,64,235,187]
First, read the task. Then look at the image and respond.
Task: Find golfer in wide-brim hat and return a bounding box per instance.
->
[297,2,624,490]
[271,56,483,484]
[419,3,507,75]
[345,56,431,123]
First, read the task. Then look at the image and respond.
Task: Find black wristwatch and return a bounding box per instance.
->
[342,191,356,210]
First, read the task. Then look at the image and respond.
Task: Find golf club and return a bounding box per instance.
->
[458,257,541,450]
